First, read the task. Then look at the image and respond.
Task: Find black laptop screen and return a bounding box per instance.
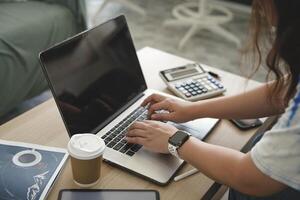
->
[40,16,147,136]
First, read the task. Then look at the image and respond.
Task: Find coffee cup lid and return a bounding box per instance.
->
[68,134,105,160]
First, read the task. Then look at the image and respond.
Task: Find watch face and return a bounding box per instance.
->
[169,131,189,146]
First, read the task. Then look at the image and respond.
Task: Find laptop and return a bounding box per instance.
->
[39,15,219,185]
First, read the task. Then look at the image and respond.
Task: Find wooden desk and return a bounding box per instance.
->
[0,47,261,200]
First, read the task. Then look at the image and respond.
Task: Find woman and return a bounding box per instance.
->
[125,0,300,199]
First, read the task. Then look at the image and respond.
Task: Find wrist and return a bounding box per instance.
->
[177,136,193,159]
[168,130,190,158]
[192,101,209,119]
[185,103,200,120]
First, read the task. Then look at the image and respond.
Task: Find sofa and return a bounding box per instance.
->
[0,0,86,118]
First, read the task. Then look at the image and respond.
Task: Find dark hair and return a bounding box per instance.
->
[248,0,300,104]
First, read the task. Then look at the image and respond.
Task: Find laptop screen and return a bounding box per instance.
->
[40,16,147,137]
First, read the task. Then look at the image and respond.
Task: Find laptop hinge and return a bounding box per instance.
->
[92,92,145,134]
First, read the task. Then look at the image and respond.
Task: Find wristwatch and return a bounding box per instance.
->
[168,130,190,158]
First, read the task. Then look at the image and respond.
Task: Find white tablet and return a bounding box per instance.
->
[58,189,160,200]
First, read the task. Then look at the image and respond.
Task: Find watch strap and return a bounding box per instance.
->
[168,143,180,158]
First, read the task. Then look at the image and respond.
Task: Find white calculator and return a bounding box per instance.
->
[159,63,226,101]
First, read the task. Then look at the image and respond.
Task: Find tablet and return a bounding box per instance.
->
[58,189,160,200]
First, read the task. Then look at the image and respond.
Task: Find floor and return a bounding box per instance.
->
[87,0,266,82]
[1,0,267,124]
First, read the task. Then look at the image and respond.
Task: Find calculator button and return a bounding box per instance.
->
[211,85,218,89]
[218,85,224,89]
[178,87,185,91]
[175,84,181,88]
[191,91,197,96]
[197,90,202,94]
[184,85,190,89]
[185,93,192,97]
[202,89,208,93]
[193,87,198,91]
[206,86,213,90]
[188,88,193,92]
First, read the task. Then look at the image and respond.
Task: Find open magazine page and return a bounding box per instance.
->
[0,139,68,200]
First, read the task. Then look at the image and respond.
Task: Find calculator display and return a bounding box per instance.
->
[171,68,198,79]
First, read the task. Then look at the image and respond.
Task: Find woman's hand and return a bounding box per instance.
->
[125,120,178,154]
[142,93,195,123]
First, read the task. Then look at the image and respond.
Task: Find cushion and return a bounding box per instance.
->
[0,1,77,115]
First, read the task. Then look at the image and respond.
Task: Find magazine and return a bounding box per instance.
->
[0,139,68,200]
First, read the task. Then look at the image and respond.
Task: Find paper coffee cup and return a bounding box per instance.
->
[68,134,105,187]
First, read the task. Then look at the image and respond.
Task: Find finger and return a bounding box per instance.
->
[148,101,171,117]
[141,94,166,107]
[128,121,148,131]
[149,100,171,113]
[125,136,147,145]
[151,112,175,121]
[142,120,166,127]
[126,129,147,138]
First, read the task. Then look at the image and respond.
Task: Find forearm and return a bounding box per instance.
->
[178,137,243,187]
[178,137,285,196]
[189,83,285,120]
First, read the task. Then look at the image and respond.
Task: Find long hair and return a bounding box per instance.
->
[248,0,300,104]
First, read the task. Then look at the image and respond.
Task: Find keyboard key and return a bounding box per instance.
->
[117,134,124,139]
[110,132,118,137]
[104,138,110,144]
[113,143,124,151]
[119,147,127,153]
[120,139,127,144]
[130,144,142,152]
[120,124,127,129]
[101,134,107,139]
[120,143,133,153]
[107,141,116,148]
[126,151,135,156]
[106,136,114,141]
[113,137,121,143]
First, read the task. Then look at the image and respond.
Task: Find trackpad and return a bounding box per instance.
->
[168,118,219,140]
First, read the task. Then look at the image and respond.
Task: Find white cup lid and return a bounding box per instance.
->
[68,134,106,160]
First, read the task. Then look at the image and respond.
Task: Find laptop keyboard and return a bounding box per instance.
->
[101,106,148,156]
